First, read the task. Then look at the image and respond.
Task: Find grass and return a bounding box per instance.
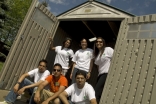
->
[0,62,4,71]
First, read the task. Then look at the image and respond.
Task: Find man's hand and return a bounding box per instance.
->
[18,87,25,95]
[41,100,49,104]
[34,92,41,104]
[13,84,19,93]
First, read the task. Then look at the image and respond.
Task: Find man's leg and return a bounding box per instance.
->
[40,89,55,104]
[29,93,36,104]
[5,78,33,103]
[28,87,38,104]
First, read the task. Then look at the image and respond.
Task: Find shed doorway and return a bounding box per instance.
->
[46,20,121,87]
[59,20,121,49]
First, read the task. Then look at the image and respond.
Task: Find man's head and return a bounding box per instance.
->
[75,70,86,88]
[38,59,47,73]
[52,63,62,78]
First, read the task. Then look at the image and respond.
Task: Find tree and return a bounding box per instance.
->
[0,0,32,46]
[0,0,9,28]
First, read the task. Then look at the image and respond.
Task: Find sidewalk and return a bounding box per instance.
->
[0,89,28,104]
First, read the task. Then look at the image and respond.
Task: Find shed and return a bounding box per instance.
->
[1,0,156,104]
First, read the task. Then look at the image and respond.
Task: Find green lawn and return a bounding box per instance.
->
[0,62,4,71]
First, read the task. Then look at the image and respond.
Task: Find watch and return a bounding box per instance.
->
[17,82,21,84]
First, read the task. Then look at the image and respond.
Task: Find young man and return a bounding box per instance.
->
[0,59,50,104]
[59,70,97,104]
[34,63,68,104]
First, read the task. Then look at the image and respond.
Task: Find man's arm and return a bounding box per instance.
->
[13,73,29,93]
[87,59,94,79]
[90,98,97,104]
[44,86,66,103]
[34,80,49,103]
[59,91,69,104]
[49,37,55,50]
[18,80,44,94]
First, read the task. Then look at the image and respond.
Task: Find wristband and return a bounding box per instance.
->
[17,82,21,84]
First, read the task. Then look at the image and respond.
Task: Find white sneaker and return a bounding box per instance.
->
[0,101,9,104]
[16,92,25,100]
[16,95,21,99]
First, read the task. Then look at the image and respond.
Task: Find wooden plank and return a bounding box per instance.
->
[133,40,151,104]
[119,39,140,104]
[27,27,45,71]
[105,39,128,104]
[113,40,134,104]
[142,40,156,104]
[126,40,145,104]
[101,19,128,104]
[5,21,35,89]
[150,61,156,103]
[151,14,156,21]
[0,0,38,90]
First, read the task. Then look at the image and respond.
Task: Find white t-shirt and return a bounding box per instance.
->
[72,48,93,72]
[28,68,50,83]
[65,82,96,104]
[54,46,74,69]
[94,47,114,75]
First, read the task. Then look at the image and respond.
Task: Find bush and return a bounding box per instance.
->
[0,52,6,62]
[0,61,4,71]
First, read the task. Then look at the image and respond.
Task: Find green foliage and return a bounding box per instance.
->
[0,0,32,46]
[1,2,9,10]
[0,52,6,62]
[4,45,10,51]
[0,0,9,29]
[0,61,4,71]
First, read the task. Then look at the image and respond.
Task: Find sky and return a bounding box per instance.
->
[39,0,156,16]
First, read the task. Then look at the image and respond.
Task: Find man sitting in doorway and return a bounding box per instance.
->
[0,59,50,104]
[34,63,68,104]
[59,70,97,104]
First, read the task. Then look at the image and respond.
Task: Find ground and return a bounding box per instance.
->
[0,89,29,104]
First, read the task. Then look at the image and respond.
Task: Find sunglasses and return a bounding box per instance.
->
[53,69,61,72]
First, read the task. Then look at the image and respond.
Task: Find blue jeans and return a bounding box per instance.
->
[5,78,34,104]
[71,68,88,84]
[95,73,108,104]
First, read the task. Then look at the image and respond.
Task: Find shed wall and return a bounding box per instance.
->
[0,1,57,90]
[100,14,156,104]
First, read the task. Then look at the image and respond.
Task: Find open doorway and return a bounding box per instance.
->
[46,20,121,87]
[59,20,121,49]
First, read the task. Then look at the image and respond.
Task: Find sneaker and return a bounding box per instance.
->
[16,92,25,100]
[16,95,21,99]
[0,101,9,104]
